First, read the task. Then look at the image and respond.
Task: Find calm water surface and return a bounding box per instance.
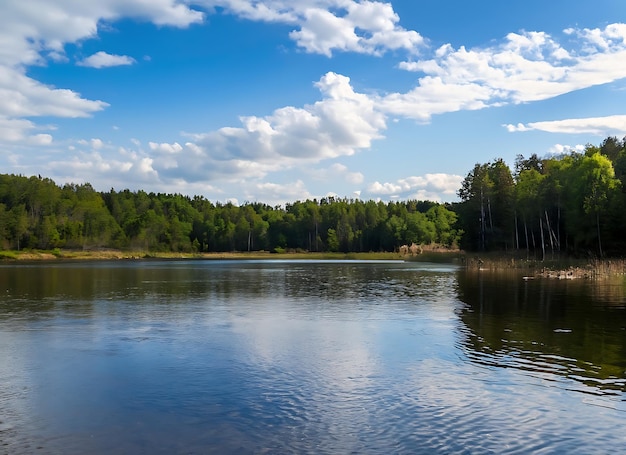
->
[1,260,625,454]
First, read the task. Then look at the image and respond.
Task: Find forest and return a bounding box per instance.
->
[0,175,459,254]
[0,136,625,257]
[456,136,626,258]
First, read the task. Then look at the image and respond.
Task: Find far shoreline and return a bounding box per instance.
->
[4,249,625,280]
[0,249,411,262]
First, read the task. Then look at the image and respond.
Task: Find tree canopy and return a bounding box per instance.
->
[2,136,625,258]
[456,136,626,257]
[0,176,460,253]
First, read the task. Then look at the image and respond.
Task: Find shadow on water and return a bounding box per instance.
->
[456,268,626,396]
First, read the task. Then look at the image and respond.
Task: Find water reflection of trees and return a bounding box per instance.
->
[456,270,626,395]
[1,261,459,322]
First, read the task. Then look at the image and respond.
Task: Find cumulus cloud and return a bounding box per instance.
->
[28,68,378,200]
[243,180,315,206]
[309,163,364,185]
[200,0,424,56]
[0,1,203,68]
[148,72,385,183]
[0,66,108,119]
[387,23,626,121]
[367,173,464,202]
[547,143,586,155]
[0,117,55,145]
[148,141,183,154]
[76,138,106,150]
[504,114,626,136]
[4,1,626,205]
[44,144,160,190]
[78,51,136,68]
[329,163,364,185]
[0,0,203,145]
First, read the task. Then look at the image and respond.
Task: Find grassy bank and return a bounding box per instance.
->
[0,249,409,262]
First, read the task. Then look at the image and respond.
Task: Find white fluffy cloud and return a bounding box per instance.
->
[388,24,626,121]
[0,1,203,67]
[378,76,495,122]
[504,115,626,135]
[0,66,108,120]
[78,51,136,68]
[0,0,203,144]
[149,72,386,183]
[0,117,54,145]
[3,1,626,205]
[367,173,463,202]
[200,0,424,56]
[328,163,364,185]
[308,163,364,186]
[244,180,315,206]
[547,143,586,156]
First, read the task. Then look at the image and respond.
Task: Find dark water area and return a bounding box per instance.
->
[1,260,625,454]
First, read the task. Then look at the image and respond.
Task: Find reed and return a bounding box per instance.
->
[461,252,626,279]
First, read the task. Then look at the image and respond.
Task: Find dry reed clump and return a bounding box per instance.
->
[398,243,422,257]
[461,255,539,271]
[536,267,591,280]
[538,259,626,280]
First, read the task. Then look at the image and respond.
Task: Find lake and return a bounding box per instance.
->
[1,259,625,454]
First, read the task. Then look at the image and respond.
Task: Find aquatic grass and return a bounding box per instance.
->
[461,252,626,279]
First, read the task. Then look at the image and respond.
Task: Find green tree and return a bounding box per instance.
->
[426,205,459,246]
[576,150,621,257]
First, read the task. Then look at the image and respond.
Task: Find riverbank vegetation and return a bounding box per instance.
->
[2,136,626,266]
[0,249,407,262]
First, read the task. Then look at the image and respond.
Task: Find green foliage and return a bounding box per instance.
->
[0,174,460,254]
[457,136,626,257]
[3,136,625,257]
[457,159,514,251]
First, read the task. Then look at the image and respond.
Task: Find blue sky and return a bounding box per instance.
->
[2,1,626,205]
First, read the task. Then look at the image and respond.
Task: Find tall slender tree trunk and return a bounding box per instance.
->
[597,211,603,258]
[539,217,546,261]
[545,210,554,257]
[557,202,561,253]
[515,211,519,250]
[524,218,529,258]
[480,186,486,250]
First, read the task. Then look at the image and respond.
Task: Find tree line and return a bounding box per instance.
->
[456,136,626,258]
[0,175,460,253]
[2,136,624,257]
